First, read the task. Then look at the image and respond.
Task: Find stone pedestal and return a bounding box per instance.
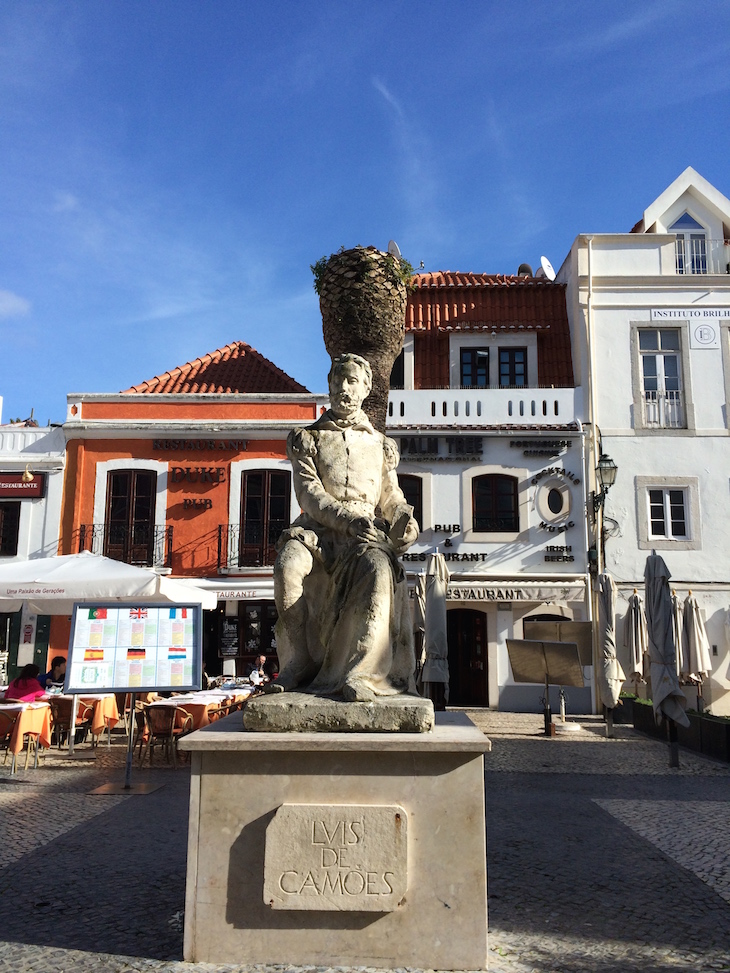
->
[180,711,490,970]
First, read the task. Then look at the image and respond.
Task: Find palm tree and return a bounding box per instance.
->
[315,246,409,434]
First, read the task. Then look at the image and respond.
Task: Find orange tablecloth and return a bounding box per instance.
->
[81,695,120,736]
[1,702,52,755]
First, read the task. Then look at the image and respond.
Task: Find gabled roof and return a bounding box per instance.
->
[123,340,309,394]
[630,166,730,233]
[406,272,574,388]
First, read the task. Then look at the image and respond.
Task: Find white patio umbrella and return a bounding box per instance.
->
[623,590,648,689]
[644,553,689,730]
[682,591,713,689]
[671,590,685,677]
[597,573,625,710]
[420,552,450,709]
[0,551,217,613]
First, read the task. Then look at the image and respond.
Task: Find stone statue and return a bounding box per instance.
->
[272,353,419,702]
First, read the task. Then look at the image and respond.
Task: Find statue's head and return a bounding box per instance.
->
[328,354,372,418]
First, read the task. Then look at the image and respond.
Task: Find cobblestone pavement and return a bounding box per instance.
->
[0,713,728,973]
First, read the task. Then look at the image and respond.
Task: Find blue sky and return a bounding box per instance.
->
[1,0,729,425]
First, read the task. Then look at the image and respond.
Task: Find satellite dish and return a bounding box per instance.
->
[540,255,556,281]
[387,240,402,259]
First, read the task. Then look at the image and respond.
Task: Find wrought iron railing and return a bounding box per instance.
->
[218,524,281,570]
[78,523,173,568]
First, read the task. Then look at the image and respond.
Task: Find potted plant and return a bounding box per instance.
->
[699,712,730,762]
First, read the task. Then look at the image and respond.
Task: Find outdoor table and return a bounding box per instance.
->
[0,700,52,756]
[50,693,121,738]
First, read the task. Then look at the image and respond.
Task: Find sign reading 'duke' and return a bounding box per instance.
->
[263,804,407,911]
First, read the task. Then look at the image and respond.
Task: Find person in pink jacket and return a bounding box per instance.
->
[4,664,46,702]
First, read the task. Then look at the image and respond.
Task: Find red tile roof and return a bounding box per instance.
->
[122,341,309,395]
[406,272,574,388]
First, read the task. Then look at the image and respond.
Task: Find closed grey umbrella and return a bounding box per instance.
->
[623,590,648,689]
[644,553,689,729]
[597,573,625,709]
[420,553,450,709]
[413,571,427,682]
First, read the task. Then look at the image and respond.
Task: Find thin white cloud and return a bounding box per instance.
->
[0,289,31,318]
[554,2,676,58]
[371,76,447,249]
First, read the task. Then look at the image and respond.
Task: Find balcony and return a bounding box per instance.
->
[675,238,730,275]
[217,524,279,572]
[386,387,581,428]
[78,524,173,569]
[643,390,685,429]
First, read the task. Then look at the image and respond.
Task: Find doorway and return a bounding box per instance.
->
[447,608,488,707]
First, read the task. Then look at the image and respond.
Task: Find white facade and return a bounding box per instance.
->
[387,307,592,712]
[558,167,730,715]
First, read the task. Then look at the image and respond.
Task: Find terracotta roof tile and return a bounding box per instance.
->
[407,272,574,388]
[122,341,309,395]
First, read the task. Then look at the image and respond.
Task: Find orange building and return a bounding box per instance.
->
[56,341,324,678]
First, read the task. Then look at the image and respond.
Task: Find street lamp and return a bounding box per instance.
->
[592,453,618,514]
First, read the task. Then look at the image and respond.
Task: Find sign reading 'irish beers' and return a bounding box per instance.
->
[264,804,407,912]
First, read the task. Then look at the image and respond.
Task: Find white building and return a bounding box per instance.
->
[0,402,66,680]
[559,167,730,715]
[389,272,593,712]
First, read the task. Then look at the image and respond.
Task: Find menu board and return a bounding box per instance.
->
[66,603,202,693]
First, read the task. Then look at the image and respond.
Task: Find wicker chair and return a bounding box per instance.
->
[139,704,193,768]
[49,697,94,748]
[0,710,20,774]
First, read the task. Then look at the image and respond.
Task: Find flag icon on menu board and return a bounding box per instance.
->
[84,649,104,661]
[168,648,186,660]
[129,608,148,619]
[88,607,108,620]
[127,648,146,659]
[169,608,188,619]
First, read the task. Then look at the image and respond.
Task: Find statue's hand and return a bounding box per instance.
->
[348,516,379,543]
[393,517,419,553]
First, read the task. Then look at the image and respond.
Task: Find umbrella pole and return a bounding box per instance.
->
[123,693,136,790]
[697,681,705,713]
[605,705,614,739]
[543,674,551,736]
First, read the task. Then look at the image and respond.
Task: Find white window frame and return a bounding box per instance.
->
[630,322,695,434]
[669,212,708,275]
[93,459,168,530]
[636,475,701,551]
[449,332,537,390]
[461,464,526,542]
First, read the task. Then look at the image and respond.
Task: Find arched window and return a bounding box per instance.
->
[397,474,423,528]
[669,213,707,274]
[240,470,291,566]
[472,474,519,532]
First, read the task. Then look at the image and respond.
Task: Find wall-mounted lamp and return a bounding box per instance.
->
[592,452,618,513]
[21,465,34,483]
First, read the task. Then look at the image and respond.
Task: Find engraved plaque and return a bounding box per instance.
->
[263,803,407,911]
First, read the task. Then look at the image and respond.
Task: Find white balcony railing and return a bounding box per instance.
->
[675,238,730,275]
[387,387,580,427]
[643,390,684,428]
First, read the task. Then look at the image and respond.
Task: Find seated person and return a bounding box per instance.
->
[246,655,268,685]
[39,655,66,689]
[4,664,46,701]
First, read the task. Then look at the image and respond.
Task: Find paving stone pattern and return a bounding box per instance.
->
[0,713,728,973]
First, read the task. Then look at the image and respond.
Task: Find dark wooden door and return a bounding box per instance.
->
[447,608,488,707]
